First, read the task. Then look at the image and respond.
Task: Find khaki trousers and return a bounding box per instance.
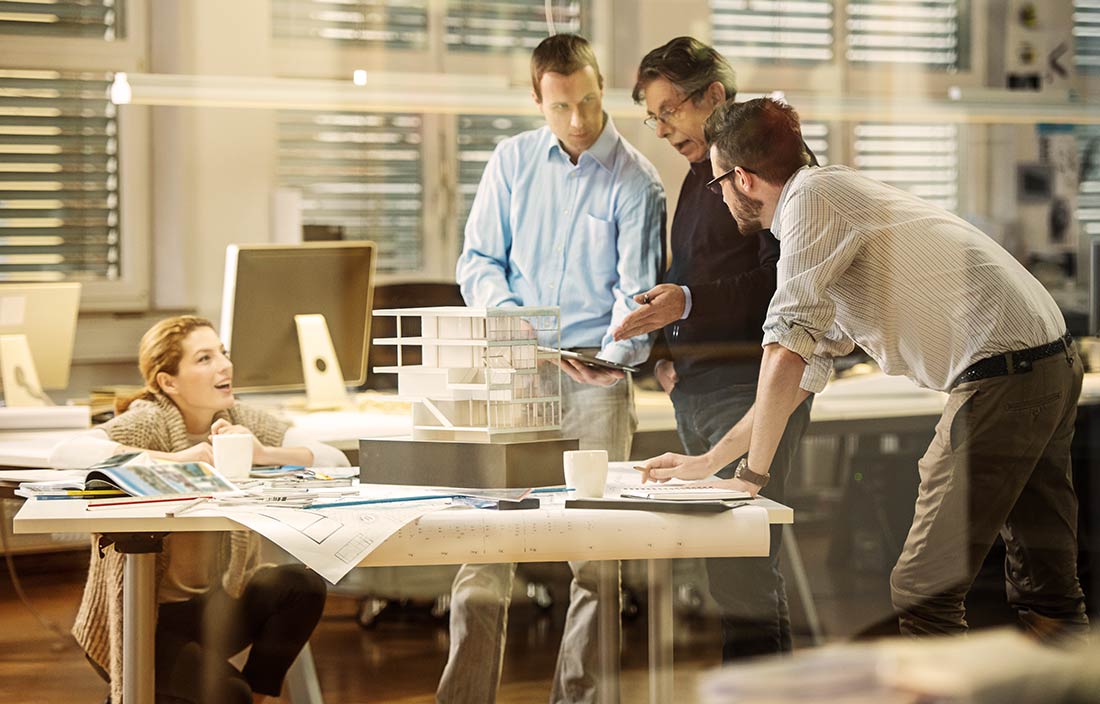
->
[890,346,1090,641]
[437,370,634,704]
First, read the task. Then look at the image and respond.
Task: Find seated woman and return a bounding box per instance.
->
[52,314,349,704]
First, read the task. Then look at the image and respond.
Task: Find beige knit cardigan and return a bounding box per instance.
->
[70,394,289,703]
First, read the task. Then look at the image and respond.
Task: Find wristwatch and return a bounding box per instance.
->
[734,457,770,489]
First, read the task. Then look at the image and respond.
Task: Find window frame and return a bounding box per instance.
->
[0,0,151,311]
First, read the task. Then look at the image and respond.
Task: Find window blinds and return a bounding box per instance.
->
[277,110,424,274]
[853,122,958,211]
[846,0,963,68]
[445,0,583,52]
[709,0,835,63]
[1076,0,1100,73]
[0,70,120,282]
[0,0,124,40]
[272,0,429,49]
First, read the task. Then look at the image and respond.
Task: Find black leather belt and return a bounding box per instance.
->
[950,334,1073,389]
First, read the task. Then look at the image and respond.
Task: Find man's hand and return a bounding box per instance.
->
[634,452,715,483]
[556,357,624,387]
[654,358,678,394]
[613,284,686,341]
[708,476,763,498]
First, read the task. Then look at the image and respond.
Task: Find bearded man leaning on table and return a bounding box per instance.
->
[639,98,1089,642]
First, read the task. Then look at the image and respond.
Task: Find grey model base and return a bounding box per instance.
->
[359,436,579,488]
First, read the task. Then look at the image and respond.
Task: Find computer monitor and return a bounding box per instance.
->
[0,282,81,405]
[220,242,376,406]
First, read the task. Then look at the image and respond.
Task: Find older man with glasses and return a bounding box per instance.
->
[614,37,813,661]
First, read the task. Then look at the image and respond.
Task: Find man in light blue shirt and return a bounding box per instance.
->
[442,34,664,704]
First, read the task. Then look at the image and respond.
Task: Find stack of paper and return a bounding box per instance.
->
[0,405,90,430]
[619,484,750,501]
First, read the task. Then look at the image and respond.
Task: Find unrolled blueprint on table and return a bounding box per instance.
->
[213,500,452,583]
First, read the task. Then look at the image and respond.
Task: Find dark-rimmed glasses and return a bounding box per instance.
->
[643,90,699,131]
[705,165,755,195]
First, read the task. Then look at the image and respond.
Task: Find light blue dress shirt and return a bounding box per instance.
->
[456,116,665,366]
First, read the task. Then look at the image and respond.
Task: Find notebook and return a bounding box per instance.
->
[619,484,751,501]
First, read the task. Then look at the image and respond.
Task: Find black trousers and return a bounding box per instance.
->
[672,382,812,661]
[154,564,326,704]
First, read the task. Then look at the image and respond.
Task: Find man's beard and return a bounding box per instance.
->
[732,186,765,234]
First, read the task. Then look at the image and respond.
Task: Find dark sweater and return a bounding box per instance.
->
[663,159,779,394]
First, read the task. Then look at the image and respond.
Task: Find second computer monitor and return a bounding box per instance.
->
[0,282,81,392]
[220,242,376,393]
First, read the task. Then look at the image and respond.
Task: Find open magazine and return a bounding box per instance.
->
[82,452,238,497]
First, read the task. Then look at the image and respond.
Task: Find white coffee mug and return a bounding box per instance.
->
[563,450,609,498]
[212,433,254,481]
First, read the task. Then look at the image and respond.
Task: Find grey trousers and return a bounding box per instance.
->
[890,346,1090,641]
[437,371,635,704]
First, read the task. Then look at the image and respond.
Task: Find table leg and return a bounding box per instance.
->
[647,558,673,704]
[285,642,326,704]
[597,559,621,703]
[123,551,157,704]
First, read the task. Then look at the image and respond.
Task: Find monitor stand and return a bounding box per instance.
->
[0,334,52,407]
[294,314,350,411]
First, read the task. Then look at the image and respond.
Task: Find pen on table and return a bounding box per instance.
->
[87,495,214,510]
[308,494,453,510]
[530,487,573,495]
[166,497,209,517]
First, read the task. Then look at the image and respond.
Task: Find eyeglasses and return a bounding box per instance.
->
[705,165,755,195]
[643,91,698,131]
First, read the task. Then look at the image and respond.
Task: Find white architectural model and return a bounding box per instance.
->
[372,306,562,442]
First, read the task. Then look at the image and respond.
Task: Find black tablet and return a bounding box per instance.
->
[538,347,639,373]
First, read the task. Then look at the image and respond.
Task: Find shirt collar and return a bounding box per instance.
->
[770,165,813,240]
[545,112,618,173]
[689,158,712,177]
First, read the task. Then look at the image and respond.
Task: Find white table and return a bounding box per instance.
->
[14,482,791,704]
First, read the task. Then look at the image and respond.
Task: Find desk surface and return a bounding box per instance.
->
[13,485,791,568]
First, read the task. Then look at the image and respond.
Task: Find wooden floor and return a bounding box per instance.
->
[0,552,734,704]
[0,525,1040,703]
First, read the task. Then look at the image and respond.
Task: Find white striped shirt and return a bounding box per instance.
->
[763,166,1066,393]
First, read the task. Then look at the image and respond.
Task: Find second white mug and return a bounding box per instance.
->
[563,450,609,498]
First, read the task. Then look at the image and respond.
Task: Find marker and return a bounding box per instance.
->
[308,494,452,510]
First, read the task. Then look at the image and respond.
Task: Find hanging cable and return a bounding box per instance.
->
[544,0,557,36]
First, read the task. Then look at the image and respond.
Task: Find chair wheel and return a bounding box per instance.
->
[621,587,642,622]
[430,593,451,620]
[526,582,554,610]
[356,598,389,629]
